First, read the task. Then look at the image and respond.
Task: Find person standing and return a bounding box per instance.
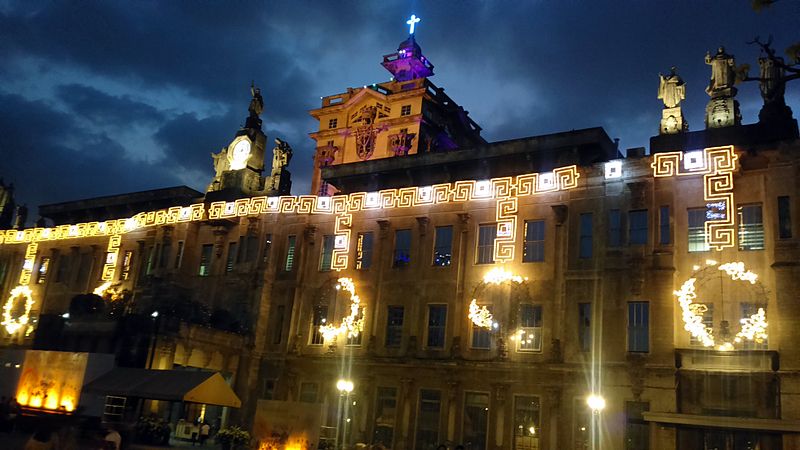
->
[199,422,211,446]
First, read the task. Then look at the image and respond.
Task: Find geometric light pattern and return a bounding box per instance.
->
[652,145,738,250]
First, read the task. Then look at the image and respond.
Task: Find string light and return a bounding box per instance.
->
[675,261,767,348]
[2,286,34,335]
[468,299,494,329]
[319,277,365,342]
[483,268,527,285]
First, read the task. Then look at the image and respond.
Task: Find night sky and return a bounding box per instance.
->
[1,1,798,220]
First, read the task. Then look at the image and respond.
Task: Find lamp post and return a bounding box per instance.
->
[586,394,605,450]
[335,379,354,449]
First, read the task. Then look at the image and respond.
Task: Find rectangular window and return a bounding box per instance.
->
[627,302,650,353]
[476,224,497,264]
[393,229,412,268]
[346,329,362,346]
[56,253,71,283]
[120,251,133,281]
[778,196,792,239]
[319,235,334,271]
[514,396,541,450]
[272,305,285,345]
[415,389,441,450]
[659,206,671,245]
[385,306,404,348]
[625,401,650,450]
[523,220,545,262]
[608,209,622,248]
[690,304,713,346]
[579,302,591,352]
[284,235,297,271]
[145,245,156,276]
[574,400,591,450]
[433,226,453,266]
[245,235,259,262]
[629,210,648,245]
[426,305,447,349]
[463,392,489,450]
[401,104,412,116]
[158,242,171,269]
[174,241,184,269]
[328,118,338,129]
[36,257,50,284]
[471,305,492,349]
[688,208,709,252]
[374,387,397,447]
[738,204,765,251]
[198,244,213,277]
[579,213,593,258]
[262,234,272,265]
[517,304,542,352]
[741,303,768,350]
[226,242,237,272]
[261,379,276,400]
[310,305,328,345]
[299,382,319,403]
[356,232,373,270]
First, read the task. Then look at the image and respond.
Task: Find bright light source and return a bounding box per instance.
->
[336,379,354,393]
[604,160,622,179]
[61,313,70,319]
[151,311,159,318]
[528,426,536,434]
[683,150,704,170]
[587,394,606,412]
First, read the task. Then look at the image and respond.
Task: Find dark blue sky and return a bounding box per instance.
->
[0,1,797,217]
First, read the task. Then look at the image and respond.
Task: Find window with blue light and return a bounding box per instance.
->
[433,226,453,266]
[393,229,412,267]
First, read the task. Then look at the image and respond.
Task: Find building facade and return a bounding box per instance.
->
[1,28,800,450]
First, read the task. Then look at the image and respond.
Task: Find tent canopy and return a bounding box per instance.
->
[83,368,241,408]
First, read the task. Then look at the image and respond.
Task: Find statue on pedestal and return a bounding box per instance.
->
[745,36,798,124]
[268,138,293,195]
[245,82,264,130]
[657,67,688,134]
[704,46,742,128]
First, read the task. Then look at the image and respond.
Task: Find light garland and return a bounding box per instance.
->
[319,277,365,342]
[2,285,34,335]
[482,268,527,285]
[675,260,767,349]
[468,299,494,329]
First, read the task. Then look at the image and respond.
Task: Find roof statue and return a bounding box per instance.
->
[704,46,742,128]
[658,67,686,109]
[658,67,688,134]
[249,82,264,118]
[705,47,737,96]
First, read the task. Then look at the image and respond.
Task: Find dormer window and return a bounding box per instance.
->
[328,118,338,129]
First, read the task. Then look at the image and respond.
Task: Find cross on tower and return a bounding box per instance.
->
[406,14,420,34]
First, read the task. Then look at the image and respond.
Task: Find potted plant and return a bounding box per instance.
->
[216,425,251,450]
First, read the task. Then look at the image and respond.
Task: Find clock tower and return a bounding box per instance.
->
[207,84,283,200]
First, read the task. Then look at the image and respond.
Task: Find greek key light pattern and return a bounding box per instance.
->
[651,146,738,250]
[101,234,122,282]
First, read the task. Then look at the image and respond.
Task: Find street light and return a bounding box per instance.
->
[336,379,354,393]
[335,379,354,449]
[586,394,606,412]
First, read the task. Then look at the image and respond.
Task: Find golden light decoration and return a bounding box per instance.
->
[652,146,737,250]
[468,299,494,329]
[482,268,527,285]
[0,165,581,274]
[675,260,767,349]
[2,285,34,335]
[319,277,365,342]
[92,282,123,301]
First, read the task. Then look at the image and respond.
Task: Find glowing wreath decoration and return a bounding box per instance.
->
[319,277,365,342]
[2,285,34,335]
[675,261,767,350]
[468,269,528,328]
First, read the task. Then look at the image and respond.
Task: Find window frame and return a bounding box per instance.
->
[356,232,374,270]
[627,301,650,353]
[426,304,447,349]
[517,304,543,352]
[579,213,593,258]
[522,220,545,263]
[688,208,709,253]
[778,196,792,239]
[284,235,297,272]
[385,305,404,348]
[319,234,335,271]
[393,229,412,268]
[476,223,497,265]
[432,225,453,267]
[738,203,765,251]
[198,244,213,277]
[628,209,648,246]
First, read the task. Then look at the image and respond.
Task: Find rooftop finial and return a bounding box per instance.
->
[406,14,420,35]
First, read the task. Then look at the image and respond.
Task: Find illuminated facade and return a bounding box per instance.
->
[2,24,800,450]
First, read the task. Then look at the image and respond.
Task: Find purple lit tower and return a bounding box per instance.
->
[381,34,434,81]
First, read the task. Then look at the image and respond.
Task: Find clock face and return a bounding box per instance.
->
[229,139,251,170]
